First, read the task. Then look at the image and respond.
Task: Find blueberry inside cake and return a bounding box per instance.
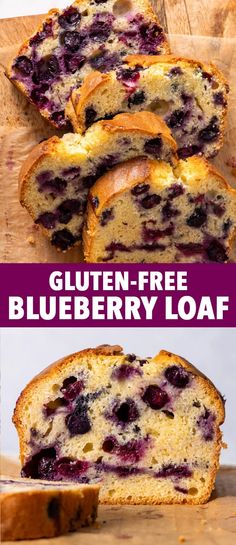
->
[19,112,177,251]
[7,0,169,128]
[13,345,225,504]
[84,156,236,263]
[1,475,99,540]
[68,55,229,157]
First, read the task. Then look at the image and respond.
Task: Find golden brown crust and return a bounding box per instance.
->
[18,137,60,204]
[98,112,176,144]
[1,479,99,540]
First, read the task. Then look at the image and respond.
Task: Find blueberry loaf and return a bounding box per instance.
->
[19,112,177,251]
[0,475,99,540]
[7,1,169,128]
[68,55,229,158]
[84,156,236,263]
[13,345,224,505]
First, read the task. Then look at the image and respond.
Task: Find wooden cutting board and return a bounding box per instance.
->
[1,456,236,545]
[0,16,236,262]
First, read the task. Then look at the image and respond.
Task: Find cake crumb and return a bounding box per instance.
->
[178,536,186,543]
[26,235,36,246]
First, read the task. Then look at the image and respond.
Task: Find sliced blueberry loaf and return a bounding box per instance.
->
[84,156,236,263]
[19,112,177,251]
[13,345,224,505]
[0,475,99,540]
[68,55,229,157]
[7,1,169,128]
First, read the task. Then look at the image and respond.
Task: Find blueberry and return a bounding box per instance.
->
[62,31,82,51]
[102,436,116,453]
[62,167,81,179]
[54,457,89,479]
[47,498,60,519]
[178,145,203,159]
[30,85,49,107]
[131,183,150,196]
[116,67,140,85]
[198,116,219,142]
[64,54,85,73]
[222,219,232,238]
[162,201,180,220]
[66,396,91,436]
[128,90,145,107]
[35,212,56,229]
[14,55,33,76]
[36,55,60,82]
[37,171,53,184]
[168,67,183,77]
[141,194,161,209]
[89,13,114,41]
[176,242,204,256]
[206,240,228,262]
[61,377,84,401]
[187,207,207,228]
[142,385,169,409]
[58,7,81,28]
[39,177,67,195]
[126,354,137,362]
[91,196,99,209]
[213,92,226,107]
[113,399,139,424]
[21,447,56,479]
[51,229,78,251]
[144,137,162,156]
[57,199,81,224]
[100,208,114,226]
[168,184,184,200]
[165,366,190,388]
[139,22,164,53]
[89,50,120,72]
[50,111,66,127]
[167,109,188,128]
[85,107,97,129]
[197,408,215,441]
[29,21,53,46]
[111,364,141,381]
[156,464,192,478]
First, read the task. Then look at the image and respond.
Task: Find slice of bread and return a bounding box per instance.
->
[13,345,225,505]
[19,112,177,251]
[7,1,169,128]
[1,475,99,540]
[84,156,236,263]
[68,55,229,158]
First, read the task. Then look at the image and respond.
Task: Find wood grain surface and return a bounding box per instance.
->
[1,456,236,545]
[0,5,236,262]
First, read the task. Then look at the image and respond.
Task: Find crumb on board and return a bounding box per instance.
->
[26,235,36,246]
[178,536,186,543]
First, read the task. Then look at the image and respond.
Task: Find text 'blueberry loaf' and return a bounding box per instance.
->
[68,55,229,158]
[0,475,99,540]
[19,112,177,251]
[13,345,225,505]
[7,0,169,128]
[84,157,236,263]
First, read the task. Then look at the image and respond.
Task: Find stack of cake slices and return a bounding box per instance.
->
[8,0,236,261]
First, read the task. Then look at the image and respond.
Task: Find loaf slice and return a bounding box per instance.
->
[0,475,99,540]
[7,1,169,128]
[68,55,229,158]
[84,156,236,262]
[13,345,225,505]
[19,112,177,251]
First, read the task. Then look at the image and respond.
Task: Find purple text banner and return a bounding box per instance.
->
[0,264,235,327]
